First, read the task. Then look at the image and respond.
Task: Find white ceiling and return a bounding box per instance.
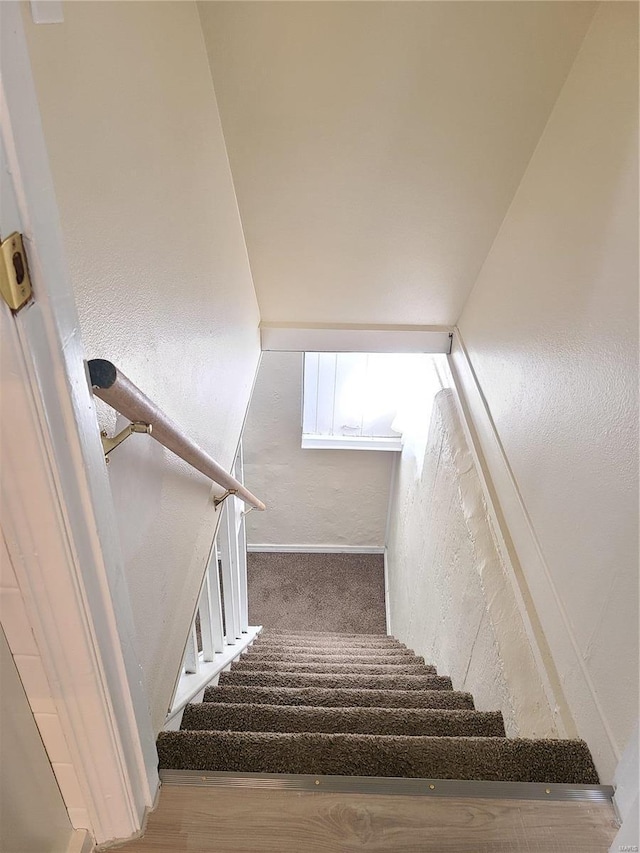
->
[199,2,595,327]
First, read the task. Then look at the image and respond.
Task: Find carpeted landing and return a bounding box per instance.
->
[158,631,599,784]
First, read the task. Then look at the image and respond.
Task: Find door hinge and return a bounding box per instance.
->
[0,232,33,312]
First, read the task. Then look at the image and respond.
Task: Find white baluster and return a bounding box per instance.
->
[234,448,249,633]
[183,623,199,674]
[208,544,225,653]
[218,502,239,644]
[198,574,215,662]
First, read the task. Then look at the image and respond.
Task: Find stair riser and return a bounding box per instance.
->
[157,731,599,784]
[232,661,435,675]
[181,704,506,737]
[219,671,453,691]
[203,685,475,709]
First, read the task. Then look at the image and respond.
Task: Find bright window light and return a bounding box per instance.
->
[302,353,445,451]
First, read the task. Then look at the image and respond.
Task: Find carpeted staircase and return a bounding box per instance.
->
[158,631,598,783]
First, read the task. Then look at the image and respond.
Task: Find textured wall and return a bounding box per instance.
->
[387,391,557,738]
[0,628,74,853]
[457,3,638,780]
[24,2,261,731]
[244,352,394,548]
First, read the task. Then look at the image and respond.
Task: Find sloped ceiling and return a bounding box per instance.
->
[199,1,595,327]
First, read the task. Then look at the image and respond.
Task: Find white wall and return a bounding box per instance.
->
[244,352,394,548]
[387,390,558,738]
[24,2,261,731]
[457,3,638,781]
[199,1,595,327]
[610,722,639,853]
[0,628,74,853]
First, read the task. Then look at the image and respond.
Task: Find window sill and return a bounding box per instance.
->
[301,435,402,451]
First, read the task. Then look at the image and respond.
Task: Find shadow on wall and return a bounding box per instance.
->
[247,552,386,634]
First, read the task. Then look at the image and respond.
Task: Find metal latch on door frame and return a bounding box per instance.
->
[0,232,33,312]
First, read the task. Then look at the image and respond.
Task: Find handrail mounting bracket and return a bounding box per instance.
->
[214,488,238,508]
[101,422,152,461]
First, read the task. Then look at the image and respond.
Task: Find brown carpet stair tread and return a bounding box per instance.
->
[157,730,598,784]
[255,631,401,640]
[232,660,435,675]
[219,670,453,691]
[244,654,426,666]
[265,632,389,639]
[161,631,599,785]
[245,648,422,660]
[181,703,506,737]
[253,643,407,652]
[255,636,406,649]
[202,684,476,709]
[251,646,412,656]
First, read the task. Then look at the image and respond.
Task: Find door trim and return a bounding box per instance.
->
[1,2,157,844]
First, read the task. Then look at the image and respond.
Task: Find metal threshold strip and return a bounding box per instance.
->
[159,770,613,803]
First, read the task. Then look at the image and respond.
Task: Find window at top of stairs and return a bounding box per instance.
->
[301,352,446,451]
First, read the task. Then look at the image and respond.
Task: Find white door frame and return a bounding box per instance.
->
[0,3,157,844]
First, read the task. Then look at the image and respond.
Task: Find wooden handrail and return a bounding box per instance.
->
[87,359,265,511]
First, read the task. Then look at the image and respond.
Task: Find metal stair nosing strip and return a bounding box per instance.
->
[159,769,613,803]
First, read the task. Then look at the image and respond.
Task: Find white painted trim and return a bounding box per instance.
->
[610,796,639,853]
[30,1,63,24]
[448,328,619,778]
[218,502,240,644]
[260,323,453,353]
[384,452,399,552]
[609,798,639,853]
[226,497,243,637]
[302,435,402,451]
[611,721,639,827]
[1,4,157,843]
[67,830,94,853]
[165,627,262,726]
[383,549,392,637]
[234,448,249,633]
[246,545,385,554]
[383,454,398,637]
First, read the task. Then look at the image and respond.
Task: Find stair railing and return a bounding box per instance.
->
[87,359,265,511]
[88,360,262,723]
[167,446,261,724]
